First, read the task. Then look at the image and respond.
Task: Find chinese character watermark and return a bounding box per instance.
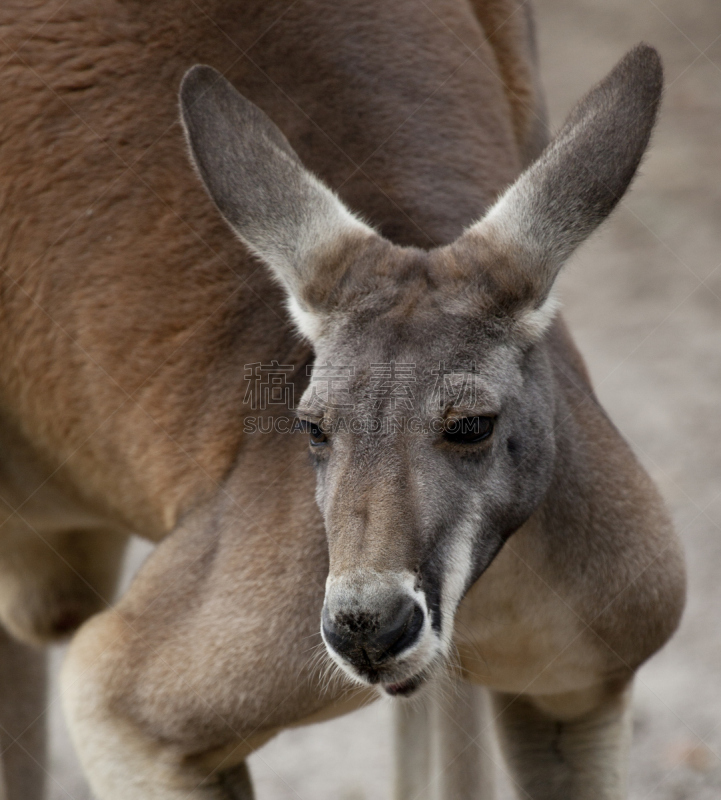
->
[243,361,295,410]
[431,362,479,409]
[242,359,481,423]
[305,361,355,409]
[369,361,416,410]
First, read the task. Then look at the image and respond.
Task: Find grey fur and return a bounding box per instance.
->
[179,45,671,696]
[470,45,663,311]
[180,65,372,305]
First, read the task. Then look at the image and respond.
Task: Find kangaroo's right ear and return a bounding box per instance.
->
[453,44,663,339]
[179,66,378,341]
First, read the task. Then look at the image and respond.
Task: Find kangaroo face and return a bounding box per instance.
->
[180,45,662,694]
[297,288,556,692]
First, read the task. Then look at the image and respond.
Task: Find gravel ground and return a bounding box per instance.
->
[47,1,721,798]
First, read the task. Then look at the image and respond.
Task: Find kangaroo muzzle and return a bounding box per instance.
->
[321,571,427,683]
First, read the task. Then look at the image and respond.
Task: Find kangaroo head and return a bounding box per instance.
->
[180,45,662,695]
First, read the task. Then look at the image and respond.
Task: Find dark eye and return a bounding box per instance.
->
[308,422,328,447]
[443,416,495,445]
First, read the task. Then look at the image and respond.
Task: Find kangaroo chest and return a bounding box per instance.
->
[455,523,605,696]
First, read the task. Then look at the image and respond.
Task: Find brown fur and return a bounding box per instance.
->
[0,2,684,798]
[0,0,522,534]
[467,0,549,163]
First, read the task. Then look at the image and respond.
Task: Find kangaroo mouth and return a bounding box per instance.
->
[352,664,428,697]
[383,673,425,697]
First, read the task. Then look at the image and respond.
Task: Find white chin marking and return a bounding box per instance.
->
[439,531,475,652]
[437,498,485,655]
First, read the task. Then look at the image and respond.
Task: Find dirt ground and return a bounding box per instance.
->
[47,0,721,798]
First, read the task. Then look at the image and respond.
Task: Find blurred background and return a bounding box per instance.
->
[48,0,721,798]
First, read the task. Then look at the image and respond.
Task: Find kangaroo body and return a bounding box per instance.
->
[0,2,684,798]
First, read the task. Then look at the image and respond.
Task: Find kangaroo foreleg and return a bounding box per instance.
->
[491,683,633,800]
[60,492,346,800]
[394,696,432,800]
[394,675,496,800]
[61,610,264,800]
[432,678,495,800]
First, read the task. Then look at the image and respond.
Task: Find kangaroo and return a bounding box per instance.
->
[0,1,683,798]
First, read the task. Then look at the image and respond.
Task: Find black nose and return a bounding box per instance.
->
[322,597,424,668]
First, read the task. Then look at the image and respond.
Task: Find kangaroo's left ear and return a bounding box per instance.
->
[454,44,663,337]
[179,65,380,341]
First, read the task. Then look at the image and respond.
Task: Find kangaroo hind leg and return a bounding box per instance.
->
[0,627,47,800]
